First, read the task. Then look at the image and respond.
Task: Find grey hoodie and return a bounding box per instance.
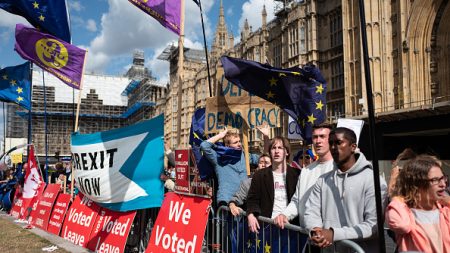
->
[304,152,387,253]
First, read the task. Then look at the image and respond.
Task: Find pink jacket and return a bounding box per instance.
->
[386,198,450,253]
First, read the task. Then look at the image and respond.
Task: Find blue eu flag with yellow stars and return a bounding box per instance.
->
[0,0,71,42]
[221,56,327,141]
[0,62,31,110]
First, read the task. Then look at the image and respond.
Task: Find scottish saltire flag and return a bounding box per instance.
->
[71,115,164,212]
[189,108,242,180]
[15,24,86,89]
[0,0,70,42]
[0,62,31,110]
[128,0,181,35]
[221,56,327,141]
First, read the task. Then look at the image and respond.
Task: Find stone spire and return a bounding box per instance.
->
[262,5,267,29]
[211,0,230,59]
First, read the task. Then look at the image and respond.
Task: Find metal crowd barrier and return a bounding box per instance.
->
[212,206,365,253]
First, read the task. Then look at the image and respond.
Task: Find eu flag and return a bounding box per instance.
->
[221,56,327,141]
[0,62,31,110]
[0,0,71,42]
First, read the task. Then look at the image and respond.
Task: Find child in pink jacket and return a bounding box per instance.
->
[386,155,450,252]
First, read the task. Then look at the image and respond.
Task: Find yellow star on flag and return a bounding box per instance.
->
[39,15,45,22]
[17,96,24,102]
[2,74,7,80]
[268,77,277,86]
[16,87,24,94]
[264,241,271,253]
[10,79,17,86]
[266,91,275,99]
[307,114,317,124]
[291,71,301,75]
[33,1,39,9]
[256,239,261,249]
[278,73,286,77]
[316,84,324,94]
[315,100,324,110]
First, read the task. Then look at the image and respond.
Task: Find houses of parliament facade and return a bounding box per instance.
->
[160,0,450,160]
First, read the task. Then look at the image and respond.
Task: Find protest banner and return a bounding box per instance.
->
[205,76,281,134]
[10,196,25,219]
[146,192,211,253]
[175,149,190,193]
[71,115,164,212]
[47,193,72,235]
[61,194,101,247]
[288,116,303,140]
[87,208,137,252]
[29,184,61,230]
[174,149,211,195]
[10,152,23,164]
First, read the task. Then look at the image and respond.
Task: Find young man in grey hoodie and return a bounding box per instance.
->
[304,127,387,253]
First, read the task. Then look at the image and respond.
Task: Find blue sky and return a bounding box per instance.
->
[0,0,276,144]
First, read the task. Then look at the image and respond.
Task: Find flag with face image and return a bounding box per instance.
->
[14,24,86,89]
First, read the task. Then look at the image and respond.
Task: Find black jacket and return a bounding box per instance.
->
[246,165,300,224]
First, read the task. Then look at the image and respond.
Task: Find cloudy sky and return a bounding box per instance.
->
[0,0,277,144]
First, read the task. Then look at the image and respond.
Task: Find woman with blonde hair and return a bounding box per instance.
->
[386,155,450,252]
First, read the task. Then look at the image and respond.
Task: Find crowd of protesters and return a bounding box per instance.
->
[158,122,450,252]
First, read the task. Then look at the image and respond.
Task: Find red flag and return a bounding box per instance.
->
[21,145,45,219]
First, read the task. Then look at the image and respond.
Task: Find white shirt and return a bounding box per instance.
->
[271,171,287,219]
[283,159,334,227]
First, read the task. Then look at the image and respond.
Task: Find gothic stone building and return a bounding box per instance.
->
[161,0,450,160]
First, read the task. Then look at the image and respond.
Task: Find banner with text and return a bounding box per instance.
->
[61,194,101,247]
[205,77,280,133]
[71,115,164,211]
[30,184,61,230]
[146,192,211,253]
[288,116,303,140]
[47,193,72,236]
[87,208,136,252]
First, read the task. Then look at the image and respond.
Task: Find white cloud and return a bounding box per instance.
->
[68,1,84,12]
[84,0,214,81]
[0,12,29,27]
[227,8,233,16]
[86,19,97,32]
[239,0,275,32]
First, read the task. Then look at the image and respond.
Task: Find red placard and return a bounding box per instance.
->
[61,194,101,247]
[29,184,61,230]
[87,208,136,252]
[175,149,190,193]
[146,192,211,253]
[47,193,72,235]
[10,184,45,219]
[10,196,25,218]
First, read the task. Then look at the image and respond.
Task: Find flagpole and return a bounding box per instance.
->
[176,0,185,146]
[72,51,88,198]
[42,72,49,183]
[198,0,213,97]
[358,1,386,252]
[2,102,5,153]
[27,63,33,157]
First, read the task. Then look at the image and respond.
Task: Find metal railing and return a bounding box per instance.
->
[213,206,365,253]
